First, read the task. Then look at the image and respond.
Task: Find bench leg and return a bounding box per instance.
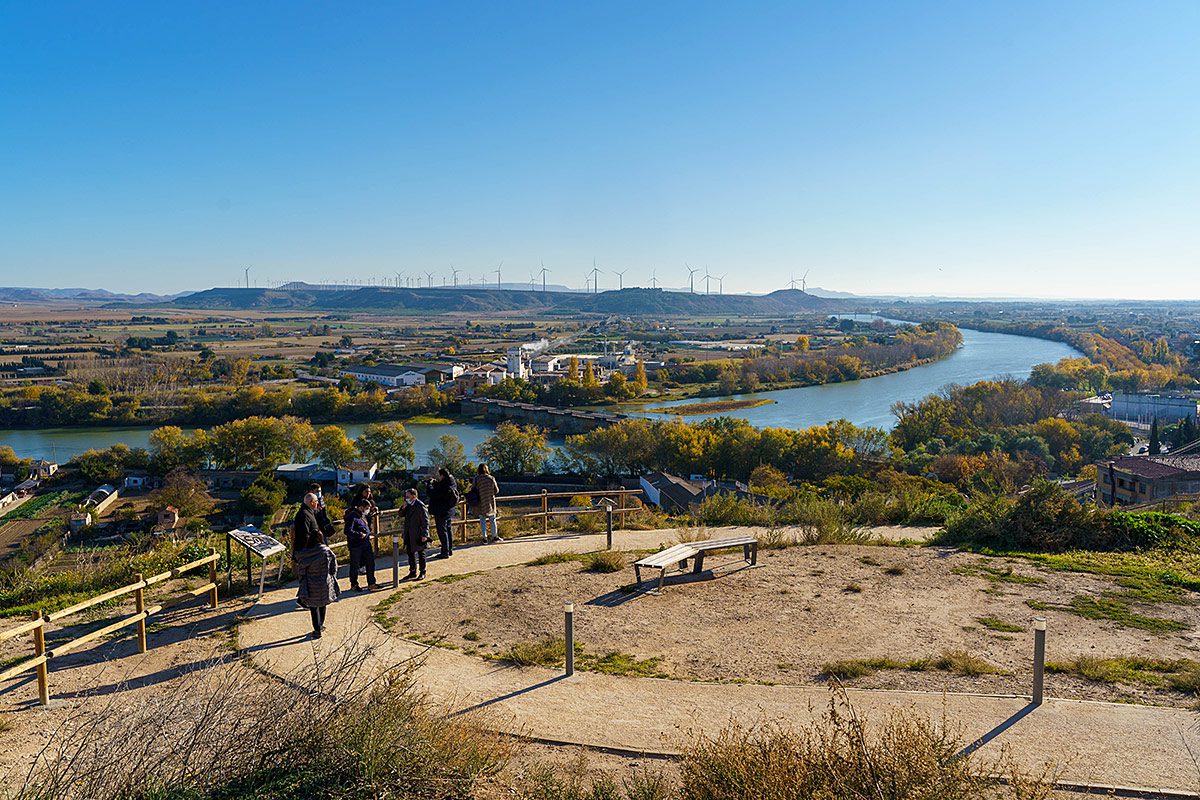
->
[693,552,705,574]
[749,542,758,566]
[658,567,667,592]
[635,564,642,585]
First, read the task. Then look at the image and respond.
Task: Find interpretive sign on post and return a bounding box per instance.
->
[226,525,286,599]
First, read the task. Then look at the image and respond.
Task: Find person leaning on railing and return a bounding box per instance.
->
[426,467,459,558]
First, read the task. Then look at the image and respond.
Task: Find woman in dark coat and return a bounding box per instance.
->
[294,493,339,638]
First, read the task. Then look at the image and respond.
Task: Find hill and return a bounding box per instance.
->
[171,286,844,316]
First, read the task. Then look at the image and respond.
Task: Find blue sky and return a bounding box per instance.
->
[1,1,1197,299]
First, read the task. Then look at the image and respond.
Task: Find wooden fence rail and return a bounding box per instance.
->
[0,549,220,707]
[369,488,644,550]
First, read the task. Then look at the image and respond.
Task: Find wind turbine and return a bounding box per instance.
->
[703,268,713,295]
[787,275,800,290]
[425,271,435,288]
[685,263,700,294]
[450,266,460,287]
[538,260,549,292]
[495,261,503,290]
[589,260,602,294]
[649,269,659,289]
[529,273,537,290]
[801,270,809,292]
[717,273,727,294]
[244,266,251,289]
[613,269,627,289]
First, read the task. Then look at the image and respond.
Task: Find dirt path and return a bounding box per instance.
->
[238,528,1200,794]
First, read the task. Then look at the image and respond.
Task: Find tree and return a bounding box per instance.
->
[240,474,286,518]
[426,434,468,475]
[567,356,579,381]
[476,422,551,475]
[631,361,649,396]
[313,425,358,468]
[1150,417,1161,455]
[74,444,149,485]
[208,416,315,471]
[561,419,656,476]
[151,468,216,518]
[604,371,634,400]
[795,335,810,352]
[582,360,598,389]
[355,422,415,471]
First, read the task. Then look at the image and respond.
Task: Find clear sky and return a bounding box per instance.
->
[1,1,1197,299]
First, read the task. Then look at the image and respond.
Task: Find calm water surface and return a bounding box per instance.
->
[1,327,1080,461]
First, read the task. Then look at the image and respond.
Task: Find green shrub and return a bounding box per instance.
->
[582,550,625,573]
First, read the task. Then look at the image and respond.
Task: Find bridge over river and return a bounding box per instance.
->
[459,397,626,434]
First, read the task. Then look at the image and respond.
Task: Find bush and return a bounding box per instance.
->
[944,480,1200,553]
[676,693,1051,800]
[583,550,625,573]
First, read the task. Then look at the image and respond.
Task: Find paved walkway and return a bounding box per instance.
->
[237,528,1200,795]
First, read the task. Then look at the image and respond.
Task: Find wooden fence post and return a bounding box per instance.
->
[371,513,380,557]
[457,500,467,543]
[32,611,48,707]
[208,549,219,609]
[541,489,549,536]
[618,492,626,526]
[134,573,147,654]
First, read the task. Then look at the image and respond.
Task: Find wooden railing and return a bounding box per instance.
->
[0,549,220,706]
[368,488,644,547]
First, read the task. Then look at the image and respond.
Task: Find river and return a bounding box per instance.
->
[0,327,1080,462]
[631,326,1081,429]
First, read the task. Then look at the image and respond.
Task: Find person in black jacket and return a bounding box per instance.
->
[308,482,335,543]
[293,493,324,555]
[426,467,459,558]
[344,499,379,591]
[402,487,431,580]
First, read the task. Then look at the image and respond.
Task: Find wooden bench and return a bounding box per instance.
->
[634,536,758,591]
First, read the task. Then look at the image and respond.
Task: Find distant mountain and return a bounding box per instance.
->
[172,285,844,315]
[0,287,183,303]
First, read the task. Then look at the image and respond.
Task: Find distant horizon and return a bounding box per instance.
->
[3,281,1198,306]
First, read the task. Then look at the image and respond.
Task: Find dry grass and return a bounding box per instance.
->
[822,650,1004,680]
[583,551,626,574]
[8,628,509,800]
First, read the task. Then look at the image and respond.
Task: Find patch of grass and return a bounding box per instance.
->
[434,571,480,584]
[976,617,1024,633]
[583,650,668,678]
[1047,656,1200,694]
[582,551,625,574]
[1111,575,1190,605]
[883,565,906,576]
[822,650,1003,680]
[1026,596,1187,633]
[857,555,881,566]
[463,630,480,642]
[501,637,573,668]
[952,561,1043,586]
[526,552,585,567]
[821,658,906,680]
[842,582,863,593]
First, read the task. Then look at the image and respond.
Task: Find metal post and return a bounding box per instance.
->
[392,533,400,588]
[245,544,252,590]
[605,503,613,550]
[134,573,147,654]
[541,489,549,536]
[32,611,48,707]
[564,602,574,676]
[226,534,232,592]
[1032,617,1046,705]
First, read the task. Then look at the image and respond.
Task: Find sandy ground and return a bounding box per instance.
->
[385,542,1200,706]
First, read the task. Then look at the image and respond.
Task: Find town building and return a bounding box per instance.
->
[337,461,378,492]
[341,363,464,388]
[639,471,755,513]
[30,460,58,480]
[1097,455,1200,505]
[274,463,337,485]
[1107,393,1199,425]
[157,506,180,529]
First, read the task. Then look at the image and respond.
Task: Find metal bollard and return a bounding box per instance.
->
[392,534,400,588]
[605,503,613,550]
[1032,617,1046,705]
[564,602,574,677]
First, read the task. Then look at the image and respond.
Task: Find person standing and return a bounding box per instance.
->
[426,467,459,558]
[307,482,335,543]
[294,492,339,639]
[402,487,431,579]
[293,492,323,555]
[344,499,379,591]
[473,464,501,543]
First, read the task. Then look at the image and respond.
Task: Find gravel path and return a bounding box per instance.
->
[237,527,1200,795]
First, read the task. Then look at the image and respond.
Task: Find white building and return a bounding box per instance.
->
[337,461,378,492]
[341,366,426,387]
